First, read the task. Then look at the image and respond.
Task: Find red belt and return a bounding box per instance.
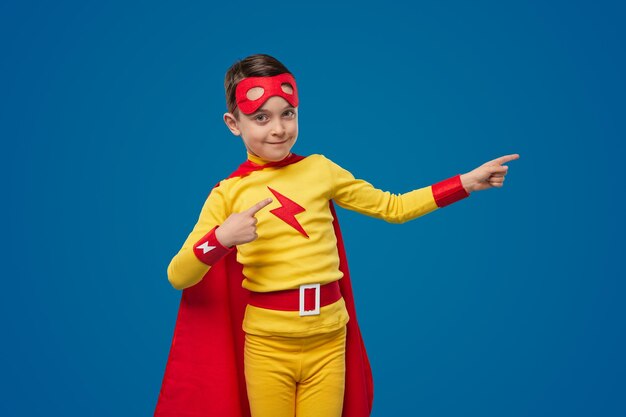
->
[248,281,342,316]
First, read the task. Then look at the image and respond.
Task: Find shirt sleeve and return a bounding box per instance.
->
[324,155,442,224]
[167,184,232,290]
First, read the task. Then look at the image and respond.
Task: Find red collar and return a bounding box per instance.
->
[227,153,305,179]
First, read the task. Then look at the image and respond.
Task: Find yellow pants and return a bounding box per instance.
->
[244,326,347,417]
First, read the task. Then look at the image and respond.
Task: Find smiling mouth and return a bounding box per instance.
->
[267,140,288,144]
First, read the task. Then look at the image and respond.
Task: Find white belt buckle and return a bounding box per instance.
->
[299,283,321,316]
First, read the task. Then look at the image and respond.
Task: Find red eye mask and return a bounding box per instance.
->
[235,73,299,114]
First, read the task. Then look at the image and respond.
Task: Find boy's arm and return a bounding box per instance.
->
[325,156,464,223]
[167,185,233,290]
[326,153,518,224]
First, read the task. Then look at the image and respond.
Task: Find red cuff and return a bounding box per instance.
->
[432,174,470,207]
[193,226,234,265]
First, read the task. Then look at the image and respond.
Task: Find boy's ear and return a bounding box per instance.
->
[223,112,241,136]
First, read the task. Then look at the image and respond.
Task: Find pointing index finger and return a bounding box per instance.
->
[245,198,273,216]
[491,154,520,165]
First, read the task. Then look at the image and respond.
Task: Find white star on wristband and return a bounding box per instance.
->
[196,242,216,254]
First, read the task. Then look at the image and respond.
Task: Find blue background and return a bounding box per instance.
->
[2,1,625,416]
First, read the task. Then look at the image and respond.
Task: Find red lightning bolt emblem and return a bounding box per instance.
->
[267,187,309,238]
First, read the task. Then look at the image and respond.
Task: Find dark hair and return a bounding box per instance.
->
[224,54,293,118]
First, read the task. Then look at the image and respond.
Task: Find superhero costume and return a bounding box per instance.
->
[154,152,469,417]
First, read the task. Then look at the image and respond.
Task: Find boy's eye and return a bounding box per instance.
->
[254,114,268,122]
[283,110,295,117]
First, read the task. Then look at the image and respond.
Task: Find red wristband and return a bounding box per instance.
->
[432,174,470,207]
[192,226,234,265]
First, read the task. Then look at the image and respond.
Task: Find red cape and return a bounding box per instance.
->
[154,154,374,417]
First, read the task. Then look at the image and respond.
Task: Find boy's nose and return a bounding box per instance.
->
[271,120,286,136]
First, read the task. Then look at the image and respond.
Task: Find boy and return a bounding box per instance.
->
[155,54,518,417]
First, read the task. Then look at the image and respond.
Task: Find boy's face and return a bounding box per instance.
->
[224,96,298,162]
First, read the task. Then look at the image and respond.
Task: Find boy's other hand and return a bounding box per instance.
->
[460,154,520,193]
[215,198,273,248]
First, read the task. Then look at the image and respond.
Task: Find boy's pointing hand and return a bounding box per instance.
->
[215,198,273,248]
[460,154,520,193]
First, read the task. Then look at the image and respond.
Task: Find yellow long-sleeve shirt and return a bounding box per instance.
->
[168,153,443,336]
